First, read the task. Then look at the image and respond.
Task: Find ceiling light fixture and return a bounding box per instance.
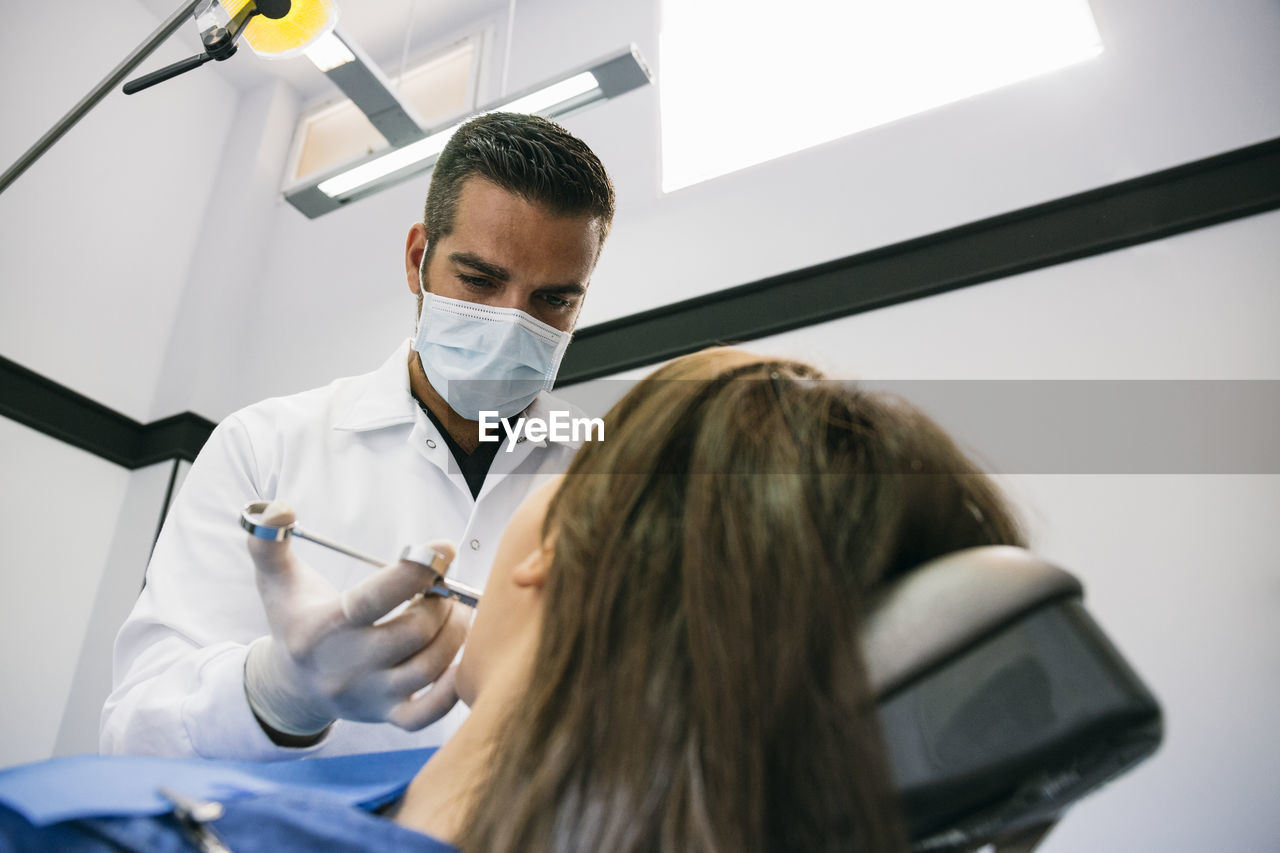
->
[283,45,652,219]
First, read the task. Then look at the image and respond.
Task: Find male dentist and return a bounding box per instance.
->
[102,112,615,759]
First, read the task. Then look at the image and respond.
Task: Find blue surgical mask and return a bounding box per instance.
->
[412,291,572,421]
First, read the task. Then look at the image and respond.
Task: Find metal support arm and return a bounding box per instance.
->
[0,0,204,195]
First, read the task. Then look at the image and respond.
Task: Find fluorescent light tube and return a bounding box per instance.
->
[318,125,457,197]
[499,72,599,116]
[305,32,355,72]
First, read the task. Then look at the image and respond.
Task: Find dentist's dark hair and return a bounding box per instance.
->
[462,348,1024,852]
[422,112,615,257]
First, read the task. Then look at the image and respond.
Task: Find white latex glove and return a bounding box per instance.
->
[243,500,468,740]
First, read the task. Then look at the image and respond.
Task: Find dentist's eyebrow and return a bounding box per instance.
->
[450,252,510,281]
[538,283,587,296]
[452,252,587,294]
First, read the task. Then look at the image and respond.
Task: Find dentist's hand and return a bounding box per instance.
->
[243,500,469,744]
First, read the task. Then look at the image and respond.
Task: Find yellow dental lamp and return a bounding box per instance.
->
[229,0,338,58]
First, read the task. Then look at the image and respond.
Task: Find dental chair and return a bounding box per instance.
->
[866,546,1163,852]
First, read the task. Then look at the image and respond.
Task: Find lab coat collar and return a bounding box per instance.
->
[333,340,419,432]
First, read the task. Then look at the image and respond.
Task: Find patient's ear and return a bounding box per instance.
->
[511,537,554,589]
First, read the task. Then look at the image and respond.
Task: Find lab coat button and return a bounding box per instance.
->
[470,539,481,551]
[426,439,437,449]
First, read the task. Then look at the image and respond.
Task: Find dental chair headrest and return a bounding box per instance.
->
[864,547,1163,852]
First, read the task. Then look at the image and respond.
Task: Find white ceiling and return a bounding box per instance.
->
[137,0,509,103]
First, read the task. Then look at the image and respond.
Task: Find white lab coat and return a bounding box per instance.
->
[101,341,581,760]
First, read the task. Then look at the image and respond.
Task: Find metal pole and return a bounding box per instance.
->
[0,0,205,195]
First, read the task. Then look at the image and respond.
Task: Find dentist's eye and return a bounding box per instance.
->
[458,275,494,291]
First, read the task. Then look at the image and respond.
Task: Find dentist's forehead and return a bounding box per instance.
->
[446,179,600,280]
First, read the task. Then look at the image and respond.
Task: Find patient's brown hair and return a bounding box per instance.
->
[463,349,1023,852]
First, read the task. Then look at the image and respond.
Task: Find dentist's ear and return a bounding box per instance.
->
[404,222,430,296]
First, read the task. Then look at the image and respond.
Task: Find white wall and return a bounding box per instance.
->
[0,419,132,768]
[739,210,1280,382]
[0,0,239,421]
[147,80,300,421]
[53,460,188,758]
[0,0,239,766]
[1008,474,1279,853]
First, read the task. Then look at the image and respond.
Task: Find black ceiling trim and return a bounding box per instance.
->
[559,134,1280,384]
[0,354,214,469]
[3,135,1278,467]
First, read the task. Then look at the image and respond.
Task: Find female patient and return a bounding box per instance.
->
[400,347,1022,851]
[0,348,1022,852]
